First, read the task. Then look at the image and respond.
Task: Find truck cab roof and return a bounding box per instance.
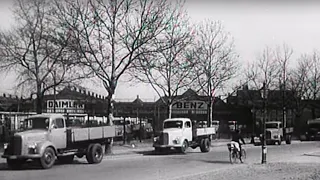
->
[27,113,65,119]
[266,121,282,124]
[163,118,191,123]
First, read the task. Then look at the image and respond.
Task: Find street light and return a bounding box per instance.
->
[260,82,268,164]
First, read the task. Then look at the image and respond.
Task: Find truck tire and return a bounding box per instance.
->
[86,144,95,163]
[277,140,281,145]
[39,147,56,169]
[86,143,103,164]
[7,159,26,170]
[200,138,210,153]
[285,135,292,144]
[179,140,188,154]
[57,155,74,164]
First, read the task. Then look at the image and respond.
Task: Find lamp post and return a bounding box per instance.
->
[261,82,268,164]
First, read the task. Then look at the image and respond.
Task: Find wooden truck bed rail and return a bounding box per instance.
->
[71,126,116,142]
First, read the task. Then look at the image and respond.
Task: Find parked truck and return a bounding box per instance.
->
[254,121,293,145]
[153,118,216,154]
[304,118,320,141]
[2,114,115,169]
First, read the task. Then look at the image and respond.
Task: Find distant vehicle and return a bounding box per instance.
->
[228,121,237,131]
[153,118,216,154]
[212,120,220,132]
[2,114,115,169]
[305,118,320,140]
[254,121,293,145]
[113,118,132,138]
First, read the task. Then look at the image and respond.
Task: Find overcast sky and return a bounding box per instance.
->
[1,0,320,101]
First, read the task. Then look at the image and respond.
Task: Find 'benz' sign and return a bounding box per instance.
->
[47,99,84,110]
[172,101,207,110]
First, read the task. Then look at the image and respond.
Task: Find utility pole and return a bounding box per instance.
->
[261,82,267,164]
[53,70,56,113]
[123,117,126,145]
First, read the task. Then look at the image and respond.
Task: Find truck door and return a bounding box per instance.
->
[49,118,67,149]
[183,121,193,141]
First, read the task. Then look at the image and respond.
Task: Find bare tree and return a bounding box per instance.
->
[190,20,239,125]
[287,54,310,126]
[129,2,195,118]
[275,44,293,127]
[0,0,87,114]
[55,0,181,122]
[289,51,320,119]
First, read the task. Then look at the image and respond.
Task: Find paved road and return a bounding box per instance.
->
[1,141,319,180]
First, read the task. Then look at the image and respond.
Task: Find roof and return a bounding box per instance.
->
[266,121,282,124]
[27,113,65,119]
[163,118,191,122]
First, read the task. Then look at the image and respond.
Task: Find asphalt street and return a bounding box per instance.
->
[0,141,319,180]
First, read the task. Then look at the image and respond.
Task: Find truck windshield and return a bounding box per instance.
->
[23,117,49,130]
[266,123,278,129]
[164,121,183,129]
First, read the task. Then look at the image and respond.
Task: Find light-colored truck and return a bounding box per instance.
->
[2,114,115,169]
[153,118,216,153]
[254,121,293,145]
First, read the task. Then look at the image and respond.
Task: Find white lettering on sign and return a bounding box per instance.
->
[47,100,85,110]
[172,101,207,110]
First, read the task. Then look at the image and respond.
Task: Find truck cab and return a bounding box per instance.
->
[265,121,283,145]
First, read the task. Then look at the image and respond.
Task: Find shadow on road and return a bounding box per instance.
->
[0,159,88,171]
[134,149,205,156]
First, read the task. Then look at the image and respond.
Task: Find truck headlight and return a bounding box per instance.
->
[153,137,159,142]
[3,143,8,149]
[28,143,38,154]
[173,137,181,144]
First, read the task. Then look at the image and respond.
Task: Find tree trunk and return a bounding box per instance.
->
[36,94,43,114]
[105,93,114,155]
[207,101,213,127]
[168,103,172,119]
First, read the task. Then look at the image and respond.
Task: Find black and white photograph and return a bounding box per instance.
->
[0,0,320,179]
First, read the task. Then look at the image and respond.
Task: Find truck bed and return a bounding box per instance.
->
[196,127,216,136]
[69,126,116,142]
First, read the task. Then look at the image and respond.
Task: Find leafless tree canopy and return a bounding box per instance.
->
[187,20,239,122]
[0,0,88,113]
[190,20,239,97]
[54,0,183,120]
[128,1,195,118]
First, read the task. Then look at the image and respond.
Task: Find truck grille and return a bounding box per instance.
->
[159,132,169,145]
[7,136,22,155]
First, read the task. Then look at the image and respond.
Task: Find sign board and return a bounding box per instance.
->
[47,99,85,113]
[172,101,207,110]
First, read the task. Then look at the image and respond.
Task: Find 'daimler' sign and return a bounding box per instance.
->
[47,99,85,113]
[172,100,207,110]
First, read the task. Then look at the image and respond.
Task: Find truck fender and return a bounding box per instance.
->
[180,136,188,146]
[37,141,57,156]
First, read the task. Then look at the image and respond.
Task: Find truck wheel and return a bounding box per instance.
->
[86,143,103,164]
[57,155,74,164]
[285,135,292,144]
[86,144,95,163]
[7,159,26,170]
[179,140,188,154]
[200,138,210,153]
[277,140,282,145]
[39,147,56,169]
